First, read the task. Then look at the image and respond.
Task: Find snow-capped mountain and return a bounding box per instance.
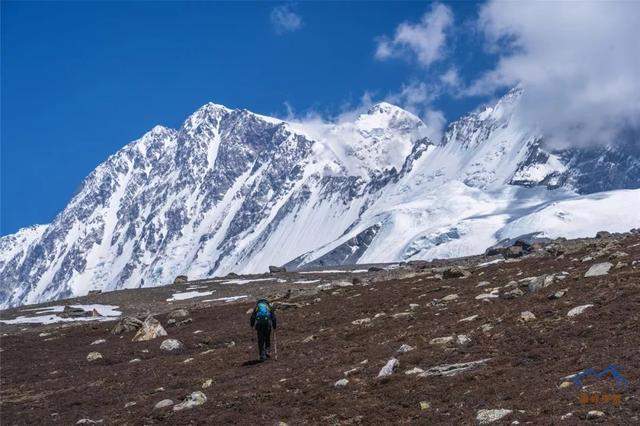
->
[1,90,638,308]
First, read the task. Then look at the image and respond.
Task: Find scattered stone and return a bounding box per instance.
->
[409,303,420,310]
[202,378,213,389]
[343,367,361,376]
[173,391,207,411]
[559,381,572,389]
[377,357,399,378]
[548,289,568,300]
[480,324,494,333]
[441,293,459,302]
[429,336,454,346]
[183,358,194,364]
[111,316,143,335]
[373,312,386,319]
[76,419,103,424]
[521,275,554,292]
[404,367,424,375]
[419,401,430,411]
[586,410,605,419]
[459,314,479,322]
[90,339,106,345]
[560,412,573,420]
[86,352,103,362]
[475,291,499,300]
[392,312,413,319]
[302,335,316,343]
[154,399,174,410]
[609,251,628,260]
[419,359,491,377]
[39,332,52,337]
[129,358,141,363]
[519,311,536,322]
[351,318,371,325]
[334,378,349,387]
[456,334,471,346]
[584,262,613,277]
[595,231,611,239]
[132,316,168,342]
[567,304,594,317]
[269,265,287,273]
[476,281,490,287]
[168,308,190,320]
[476,409,513,424]
[396,344,415,354]
[502,288,524,299]
[88,290,102,295]
[442,266,470,279]
[160,338,185,352]
[368,266,384,272]
[124,402,136,408]
[58,305,90,318]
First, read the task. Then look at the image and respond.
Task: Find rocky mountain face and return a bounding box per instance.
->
[1,90,638,308]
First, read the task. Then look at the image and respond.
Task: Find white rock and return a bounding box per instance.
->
[377,357,399,378]
[586,410,605,419]
[404,367,424,375]
[409,303,420,310]
[519,311,536,322]
[202,378,213,389]
[429,336,454,346]
[334,378,349,387]
[124,402,136,408]
[396,344,415,354]
[132,316,168,342]
[475,291,499,300]
[584,262,613,277]
[459,314,479,322]
[351,318,371,325]
[456,334,471,346]
[343,367,361,376]
[154,399,174,410]
[173,391,207,411]
[90,339,106,345]
[560,412,573,420]
[392,312,413,319]
[476,409,512,424]
[160,338,185,352]
[86,352,103,362]
[373,312,386,319]
[567,304,594,317]
[129,358,141,363]
[441,293,459,301]
[476,281,490,287]
[76,419,103,424]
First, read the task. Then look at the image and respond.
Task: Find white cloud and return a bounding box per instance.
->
[375,3,453,67]
[270,5,303,35]
[386,82,446,143]
[439,67,460,88]
[468,1,640,148]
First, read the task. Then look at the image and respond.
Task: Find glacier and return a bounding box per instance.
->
[1,89,638,308]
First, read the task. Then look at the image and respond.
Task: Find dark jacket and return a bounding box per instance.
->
[250,300,277,329]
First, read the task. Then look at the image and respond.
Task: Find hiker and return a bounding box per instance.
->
[249,298,277,361]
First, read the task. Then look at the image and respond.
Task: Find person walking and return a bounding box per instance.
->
[249,298,277,362]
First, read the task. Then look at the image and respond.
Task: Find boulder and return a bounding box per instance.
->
[442,266,470,279]
[88,290,102,295]
[268,265,287,273]
[154,399,174,410]
[59,306,90,318]
[168,308,190,320]
[476,409,512,425]
[504,245,523,258]
[174,275,188,284]
[132,316,168,342]
[595,231,611,239]
[418,359,491,377]
[111,316,144,335]
[519,311,536,322]
[567,304,594,317]
[86,352,103,362]
[584,262,613,277]
[377,358,399,378]
[173,391,207,411]
[368,266,384,272]
[160,338,185,352]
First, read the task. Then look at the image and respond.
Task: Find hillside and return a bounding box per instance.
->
[1,230,639,424]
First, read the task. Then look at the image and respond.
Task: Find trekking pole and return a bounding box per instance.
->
[273,329,278,360]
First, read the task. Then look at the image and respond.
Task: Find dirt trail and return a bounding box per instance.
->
[1,233,639,424]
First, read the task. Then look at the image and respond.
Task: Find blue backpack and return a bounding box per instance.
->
[255,302,271,324]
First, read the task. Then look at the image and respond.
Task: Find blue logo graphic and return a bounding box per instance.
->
[570,365,629,389]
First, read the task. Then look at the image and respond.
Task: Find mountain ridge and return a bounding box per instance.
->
[1,91,638,308]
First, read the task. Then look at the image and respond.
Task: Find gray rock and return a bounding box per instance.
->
[442,266,470,279]
[418,359,491,377]
[567,304,594,317]
[174,275,188,284]
[173,391,207,411]
[154,399,174,410]
[377,357,399,378]
[396,344,415,354]
[268,265,287,273]
[519,311,536,322]
[90,339,106,345]
[584,262,613,277]
[430,336,454,346]
[586,410,605,419]
[132,316,168,342]
[86,352,103,362]
[476,409,512,424]
[111,316,143,335]
[160,338,185,352]
[76,419,103,424]
[334,378,349,387]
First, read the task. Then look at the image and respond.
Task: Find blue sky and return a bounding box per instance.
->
[2,1,637,235]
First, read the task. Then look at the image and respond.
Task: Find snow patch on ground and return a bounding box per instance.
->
[201,295,248,303]
[1,304,121,325]
[167,291,215,301]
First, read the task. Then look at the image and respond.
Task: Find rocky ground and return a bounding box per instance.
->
[1,231,639,425]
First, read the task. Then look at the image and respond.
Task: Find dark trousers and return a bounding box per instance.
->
[256,322,271,360]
